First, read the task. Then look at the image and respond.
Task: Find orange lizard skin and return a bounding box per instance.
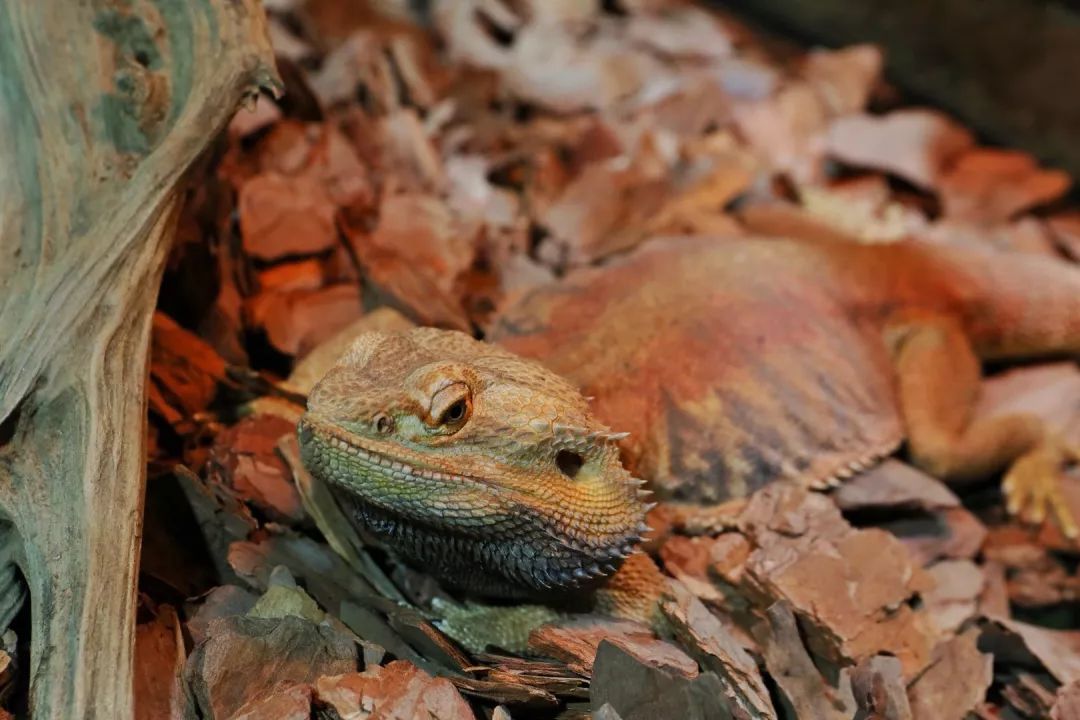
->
[493,236,1080,533]
[298,235,1080,650]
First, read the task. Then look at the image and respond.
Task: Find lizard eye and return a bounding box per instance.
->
[430,382,472,430]
[442,399,467,423]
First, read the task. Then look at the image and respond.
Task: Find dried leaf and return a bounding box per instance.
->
[851,655,913,720]
[184,615,357,719]
[346,193,476,329]
[314,662,475,720]
[250,582,327,625]
[733,81,829,184]
[939,149,1070,224]
[907,628,992,720]
[149,312,228,429]
[538,142,671,265]
[920,215,1060,256]
[752,601,856,720]
[528,617,696,678]
[713,57,779,101]
[247,284,363,357]
[187,586,259,646]
[799,177,928,242]
[738,485,935,678]
[737,199,867,244]
[301,124,375,209]
[438,4,670,113]
[644,135,756,237]
[977,561,1011,619]
[628,71,734,138]
[983,618,1080,685]
[659,536,725,603]
[238,173,338,260]
[589,640,729,720]
[922,560,984,636]
[266,18,314,63]
[134,605,185,720]
[833,459,960,512]
[801,44,883,116]
[826,109,974,191]
[885,507,988,566]
[310,30,401,110]
[624,6,734,61]
[227,683,311,720]
[257,260,325,293]
[661,582,776,719]
[446,155,523,228]
[209,414,305,523]
[229,97,282,139]
[378,107,449,192]
[1052,681,1080,720]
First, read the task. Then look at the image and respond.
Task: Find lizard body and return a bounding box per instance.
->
[298,236,1080,649]
[493,236,1080,504]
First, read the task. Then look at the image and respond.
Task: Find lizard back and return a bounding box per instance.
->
[491,235,1080,502]
[492,237,905,502]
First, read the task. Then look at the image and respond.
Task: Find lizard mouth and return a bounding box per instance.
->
[296,414,644,597]
[297,414,504,494]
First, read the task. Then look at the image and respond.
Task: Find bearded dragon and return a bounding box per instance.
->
[297,236,1080,651]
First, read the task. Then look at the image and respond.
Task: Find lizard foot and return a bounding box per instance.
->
[1002,439,1080,539]
[430,597,562,655]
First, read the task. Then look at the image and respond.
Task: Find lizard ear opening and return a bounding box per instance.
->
[555,450,585,479]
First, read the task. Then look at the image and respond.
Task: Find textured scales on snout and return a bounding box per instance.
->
[298,327,650,599]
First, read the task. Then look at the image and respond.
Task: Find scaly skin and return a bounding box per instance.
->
[493,236,1080,527]
[298,236,1080,650]
[298,328,650,600]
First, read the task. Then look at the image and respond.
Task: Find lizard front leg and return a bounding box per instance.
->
[434,554,669,654]
[890,316,1078,537]
[431,599,562,654]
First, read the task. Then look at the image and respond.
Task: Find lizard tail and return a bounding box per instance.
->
[939,244,1080,360]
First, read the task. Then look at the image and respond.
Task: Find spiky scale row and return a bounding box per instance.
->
[807,440,902,491]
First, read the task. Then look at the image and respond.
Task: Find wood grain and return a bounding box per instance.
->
[0,0,279,716]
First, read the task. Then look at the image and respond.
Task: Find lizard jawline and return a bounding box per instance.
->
[297,416,637,597]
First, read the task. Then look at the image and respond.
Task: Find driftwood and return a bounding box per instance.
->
[0,0,278,717]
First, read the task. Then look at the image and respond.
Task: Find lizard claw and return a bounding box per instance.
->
[1002,439,1079,540]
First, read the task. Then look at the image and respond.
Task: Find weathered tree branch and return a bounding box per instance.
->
[0,0,278,717]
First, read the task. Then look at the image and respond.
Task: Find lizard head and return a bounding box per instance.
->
[298,327,648,599]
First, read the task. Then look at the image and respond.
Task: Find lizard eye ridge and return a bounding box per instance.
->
[429,382,472,430]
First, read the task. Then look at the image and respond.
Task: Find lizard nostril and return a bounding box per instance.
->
[555,450,584,479]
